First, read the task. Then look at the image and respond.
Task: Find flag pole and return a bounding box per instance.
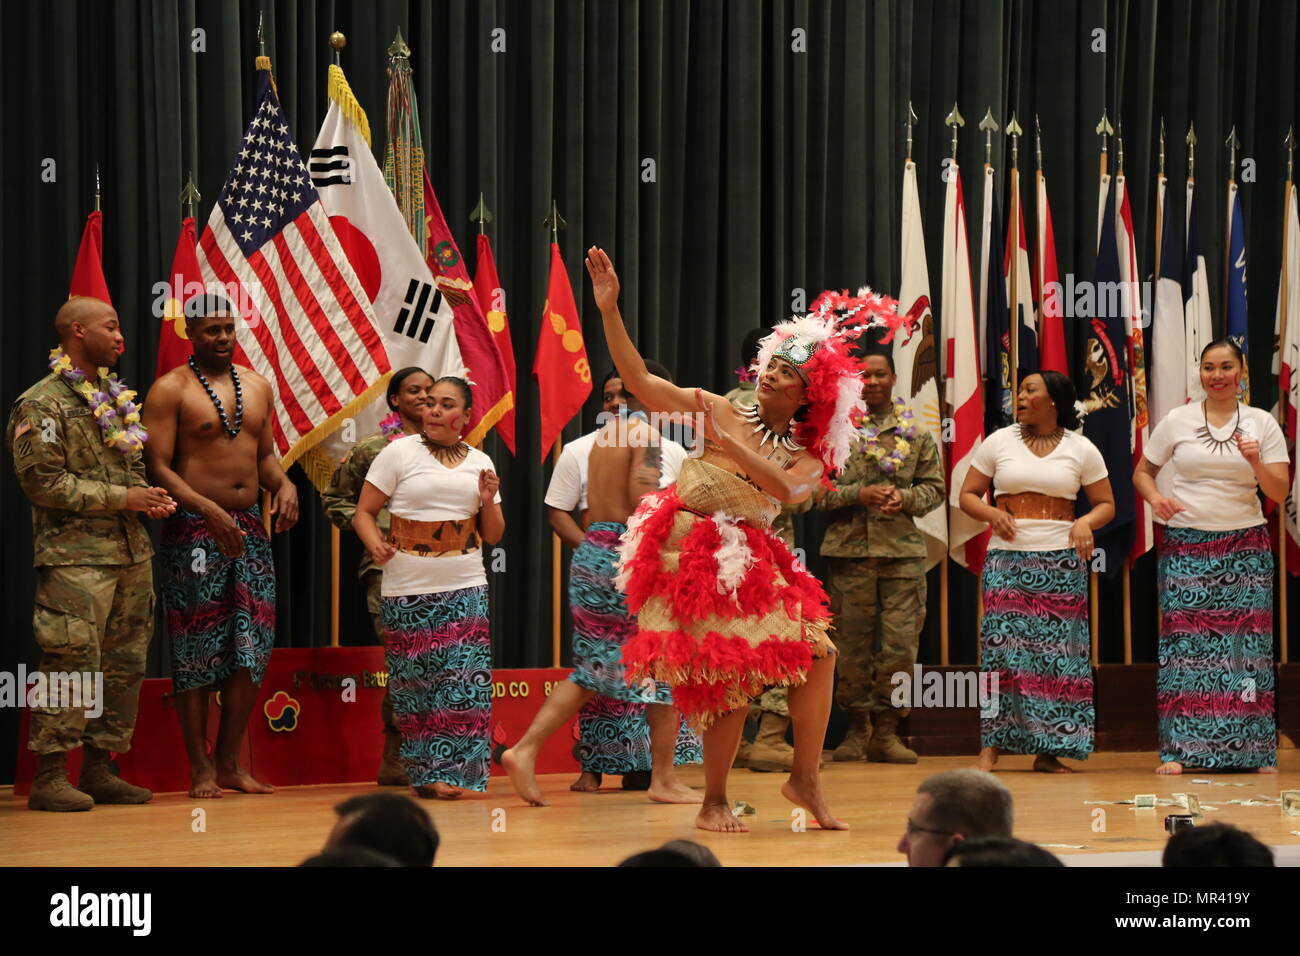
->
[1091,110,1113,666]
[544,199,567,667]
[944,102,965,666]
[1279,126,1295,664]
[1154,119,1166,643]
[1116,123,1135,665]
[1007,113,1023,402]
[325,32,349,648]
[1224,126,1241,336]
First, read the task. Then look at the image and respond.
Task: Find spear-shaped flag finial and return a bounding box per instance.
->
[1159,117,1167,175]
[1225,124,1242,180]
[180,171,201,220]
[1096,107,1114,156]
[388,27,411,60]
[1285,125,1296,183]
[978,107,999,167]
[470,192,494,235]
[1035,114,1044,171]
[1006,112,1023,169]
[1187,121,1198,181]
[543,199,566,244]
[905,101,918,162]
[945,102,965,160]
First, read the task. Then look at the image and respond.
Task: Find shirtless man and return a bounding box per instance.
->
[141,294,299,798]
[503,361,700,807]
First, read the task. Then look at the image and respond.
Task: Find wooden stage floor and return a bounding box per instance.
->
[4,751,1298,867]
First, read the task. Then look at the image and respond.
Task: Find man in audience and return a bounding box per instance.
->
[943,836,1062,867]
[1163,822,1275,867]
[324,793,439,867]
[897,769,1013,867]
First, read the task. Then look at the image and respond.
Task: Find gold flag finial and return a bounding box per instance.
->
[180,172,201,220]
[978,107,999,167]
[944,102,964,160]
[543,199,567,244]
[470,193,494,235]
[1006,112,1023,169]
[329,31,346,65]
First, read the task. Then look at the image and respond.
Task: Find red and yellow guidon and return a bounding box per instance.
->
[263,690,301,733]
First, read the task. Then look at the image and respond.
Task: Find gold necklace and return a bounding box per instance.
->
[1018,423,1064,455]
[423,436,469,466]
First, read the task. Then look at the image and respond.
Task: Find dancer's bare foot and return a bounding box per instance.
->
[501,747,549,806]
[695,799,749,833]
[415,782,462,799]
[1156,761,1183,775]
[974,746,999,772]
[1257,766,1277,774]
[188,762,223,799]
[570,771,602,792]
[647,777,703,804]
[1033,755,1073,774]
[781,774,849,830]
[215,764,274,793]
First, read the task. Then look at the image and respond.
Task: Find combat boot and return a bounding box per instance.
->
[377,691,410,786]
[78,745,152,804]
[867,709,918,763]
[746,712,794,773]
[832,710,872,762]
[28,752,94,812]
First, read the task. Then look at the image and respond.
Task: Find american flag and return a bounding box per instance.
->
[197,60,390,466]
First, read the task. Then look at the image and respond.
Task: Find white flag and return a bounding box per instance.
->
[309,65,464,473]
[1274,184,1300,564]
[1185,180,1214,402]
[895,160,947,568]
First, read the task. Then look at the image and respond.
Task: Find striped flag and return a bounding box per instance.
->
[196,57,391,480]
[1034,170,1068,374]
[1115,174,1153,559]
[895,159,946,568]
[942,164,988,574]
[1005,173,1038,384]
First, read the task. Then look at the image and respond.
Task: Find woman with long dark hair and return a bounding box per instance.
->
[354,377,504,798]
[960,370,1115,773]
[1134,339,1289,775]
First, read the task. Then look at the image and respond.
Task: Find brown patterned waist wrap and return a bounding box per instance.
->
[389,514,480,556]
[996,492,1075,522]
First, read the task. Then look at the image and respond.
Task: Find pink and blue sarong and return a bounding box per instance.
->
[380,584,491,791]
[979,548,1094,760]
[160,505,276,692]
[1158,525,1276,769]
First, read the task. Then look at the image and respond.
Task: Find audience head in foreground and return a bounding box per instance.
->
[324,793,439,867]
[899,769,1014,867]
[943,836,1063,867]
[619,840,723,867]
[1163,822,1274,867]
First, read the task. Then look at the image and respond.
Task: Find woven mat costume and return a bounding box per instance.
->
[617,289,910,730]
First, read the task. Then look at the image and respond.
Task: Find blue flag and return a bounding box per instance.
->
[1079,178,1135,576]
[1225,182,1249,400]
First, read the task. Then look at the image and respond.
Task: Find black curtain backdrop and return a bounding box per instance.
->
[3,0,1299,783]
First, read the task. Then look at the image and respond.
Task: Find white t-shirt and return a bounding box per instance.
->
[543,424,688,512]
[364,435,502,596]
[969,425,1109,552]
[1143,402,1289,531]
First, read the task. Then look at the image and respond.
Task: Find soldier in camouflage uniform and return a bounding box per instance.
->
[6,298,176,810]
[321,366,435,787]
[813,350,943,763]
[724,329,811,772]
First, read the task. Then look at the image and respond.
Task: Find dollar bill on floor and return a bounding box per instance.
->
[1283,790,1300,816]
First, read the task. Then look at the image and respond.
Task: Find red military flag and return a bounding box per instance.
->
[69,209,112,305]
[155,218,251,378]
[422,171,513,446]
[534,243,591,462]
[473,233,517,454]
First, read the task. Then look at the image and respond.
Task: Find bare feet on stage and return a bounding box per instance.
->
[974,746,999,772]
[1257,766,1278,774]
[647,777,703,805]
[696,799,749,833]
[189,761,223,799]
[216,763,274,794]
[415,782,463,799]
[501,747,549,806]
[781,773,849,830]
[1032,755,1074,774]
[570,771,602,792]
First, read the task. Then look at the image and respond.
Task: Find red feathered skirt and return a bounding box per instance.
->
[615,475,835,731]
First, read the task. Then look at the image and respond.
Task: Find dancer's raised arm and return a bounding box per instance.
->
[585,246,729,415]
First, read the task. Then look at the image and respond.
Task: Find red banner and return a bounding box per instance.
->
[474,233,517,454]
[533,243,592,461]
